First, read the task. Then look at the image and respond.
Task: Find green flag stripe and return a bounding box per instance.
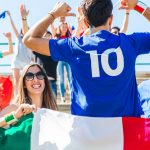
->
[0,113,33,150]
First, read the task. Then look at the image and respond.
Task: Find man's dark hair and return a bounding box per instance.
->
[81,0,113,27]
[111,26,120,32]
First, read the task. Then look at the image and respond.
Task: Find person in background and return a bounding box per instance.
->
[51,16,73,36]
[138,80,150,118]
[73,7,89,38]
[50,22,72,103]
[76,8,130,37]
[7,4,34,97]
[0,63,57,127]
[34,31,58,97]
[80,9,130,37]
[23,0,150,117]
[0,32,13,58]
[111,26,120,35]
[0,33,13,111]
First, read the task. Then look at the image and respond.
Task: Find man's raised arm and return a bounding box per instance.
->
[23,2,75,56]
[120,0,150,22]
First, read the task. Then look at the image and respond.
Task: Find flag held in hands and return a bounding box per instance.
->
[0,109,150,150]
[0,76,12,110]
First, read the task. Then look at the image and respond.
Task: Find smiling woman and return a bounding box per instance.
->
[0,63,57,128]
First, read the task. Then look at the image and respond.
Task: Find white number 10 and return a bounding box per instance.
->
[88,47,124,77]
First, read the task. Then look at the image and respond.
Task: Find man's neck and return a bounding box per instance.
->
[91,25,110,34]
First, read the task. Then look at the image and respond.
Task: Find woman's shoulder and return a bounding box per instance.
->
[0,104,18,117]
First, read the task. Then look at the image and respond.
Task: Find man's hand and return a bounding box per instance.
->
[50,2,76,18]
[119,0,138,10]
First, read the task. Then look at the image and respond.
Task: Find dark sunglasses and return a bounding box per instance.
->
[25,71,45,81]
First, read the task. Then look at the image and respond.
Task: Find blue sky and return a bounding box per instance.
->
[0,0,150,42]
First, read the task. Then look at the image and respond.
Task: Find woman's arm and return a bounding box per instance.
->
[20,4,29,35]
[50,23,57,37]
[0,104,18,118]
[120,10,130,33]
[73,7,89,38]
[2,32,13,57]
[0,104,17,127]
[73,17,84,38]
[6,11,19,38]
[0,104,36,128]
[0,117,7,127]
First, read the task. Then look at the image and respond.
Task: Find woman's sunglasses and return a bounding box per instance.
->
[25,71,45,81]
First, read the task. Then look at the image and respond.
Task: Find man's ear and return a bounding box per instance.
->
[108,15,113,27]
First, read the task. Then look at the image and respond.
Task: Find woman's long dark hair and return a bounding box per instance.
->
[55,23,71,38]
[16,63,57,110]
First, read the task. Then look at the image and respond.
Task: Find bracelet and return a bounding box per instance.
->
[4,111,18,125]
[134,1,147,14]
[126,13,129,15]
[48,12,55,20]
[22,18,27,20]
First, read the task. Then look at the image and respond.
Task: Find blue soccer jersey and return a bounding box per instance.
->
[49,30,150,117]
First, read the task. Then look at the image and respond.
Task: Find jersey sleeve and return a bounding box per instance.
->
[49,38,74,63]
[127,32,150,56]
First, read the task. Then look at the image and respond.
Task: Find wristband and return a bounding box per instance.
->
[126,13,129,15]
[4,112,18,125]
[134,1,147,14]
[22,18,27,20]
[48,12,55,20]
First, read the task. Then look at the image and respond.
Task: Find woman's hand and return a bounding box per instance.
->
[14,104,37,119]
[20,4,29,19]
[3,32,11,39]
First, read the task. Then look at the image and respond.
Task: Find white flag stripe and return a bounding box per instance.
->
[31,109,123,150]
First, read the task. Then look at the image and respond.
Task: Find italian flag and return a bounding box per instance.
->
[0,109,150,150]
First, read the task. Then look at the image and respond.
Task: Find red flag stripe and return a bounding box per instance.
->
[123,117,150,150]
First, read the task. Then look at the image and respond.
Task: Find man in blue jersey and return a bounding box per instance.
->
[23,0,150,117]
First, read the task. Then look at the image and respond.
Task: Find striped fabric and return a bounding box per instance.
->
[0,109,150,150]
